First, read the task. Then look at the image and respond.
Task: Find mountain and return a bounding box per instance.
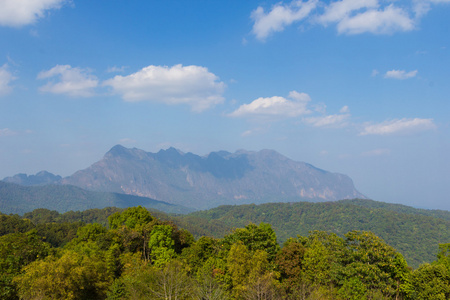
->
[174,199,450,269]
[0,181,193,215]
[3,171,61,186]
[60,145,365,209]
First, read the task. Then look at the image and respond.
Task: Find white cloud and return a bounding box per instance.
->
[303,105,350,128]
[106,66,127,73]
[251,0,317,40]
[229,91,311,118]
[340,105,349,113]
[250,0,426,38]
[103,64,225,112]
[360,118,436,135]
[0,64,15,96]
[37,65,99,97]
[303,113,350,127]
[361,148,391,156]
[0,128,18,136]
[0,0,67,27]
[318,0,378,24]
[384,69,418,79]
[336,5,415,35]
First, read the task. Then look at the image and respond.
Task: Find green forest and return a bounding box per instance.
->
[1,206,449,300]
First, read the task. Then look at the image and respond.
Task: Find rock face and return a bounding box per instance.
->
[60,145,366,210]
[3,171,62,186]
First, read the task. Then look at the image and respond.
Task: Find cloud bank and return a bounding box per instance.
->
[103,64,226,112]
[0,0,67,27]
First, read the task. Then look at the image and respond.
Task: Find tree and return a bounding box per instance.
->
[0,231,51,299]
[14,248,112,300]
[149,225,176,267]
[404,263,450,300]
[342,230,410,299]
[276,239,308,299]
[227,241,280,299]
[223,223,280,262]
[108,206,153,230]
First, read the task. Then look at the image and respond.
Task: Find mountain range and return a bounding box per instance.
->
[3,145,365,210]
[59,145,365,209]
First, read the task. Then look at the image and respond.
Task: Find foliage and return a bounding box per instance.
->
[180,201,450,268]
[1,204,449,300]
[0,231,51,299]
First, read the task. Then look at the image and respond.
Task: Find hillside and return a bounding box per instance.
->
[339,198,450,221]
[176,200,450,268]
[60,145,365,209]
[0,181,192,215]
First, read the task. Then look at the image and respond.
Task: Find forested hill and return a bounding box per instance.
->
[337,198,450,221]
[0,181,191,215]
[176,200,450,268]
[2,206,449,299]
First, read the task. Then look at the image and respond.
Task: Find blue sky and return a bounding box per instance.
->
[0,0,449,210]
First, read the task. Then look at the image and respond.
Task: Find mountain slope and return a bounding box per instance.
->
[61,145,365,209]
[0,181,192,215]
[177,200,450,268]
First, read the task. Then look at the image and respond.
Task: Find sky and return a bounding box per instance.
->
[0,0,449,210]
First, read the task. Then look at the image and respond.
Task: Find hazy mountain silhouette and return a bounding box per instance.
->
[60,145,365,209]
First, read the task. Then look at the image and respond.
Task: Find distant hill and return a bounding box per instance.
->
[60,145,365,209]
[339,198,450,221]
[3,171,61,186]
[0,181,193,215]
[175,200,450,268]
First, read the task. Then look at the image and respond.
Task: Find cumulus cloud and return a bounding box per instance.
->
[0,0,67,27]
[251,0,317,40]
[359,118,436,136]
[38,65,99,97]
[229,90,311,118]
[0,64,15,96]
[384,69,418,79]
[303,106,350,127]
[103,64,225,112]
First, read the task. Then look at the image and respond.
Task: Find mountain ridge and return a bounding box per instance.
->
[59,145,366,209]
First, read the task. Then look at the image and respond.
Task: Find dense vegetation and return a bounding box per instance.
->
[175,200,450,268]
[0,206,449,299]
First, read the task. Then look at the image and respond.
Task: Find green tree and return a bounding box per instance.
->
[149,225,176,267]
[0,231,51,299]
[404,263,450,300]
[342,230,410,299]
[108,206,153,230]
[223,223,280,262]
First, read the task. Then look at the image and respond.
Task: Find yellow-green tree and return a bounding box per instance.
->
[14,248,112,300]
